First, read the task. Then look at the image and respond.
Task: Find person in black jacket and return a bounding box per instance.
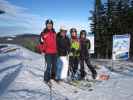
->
[56,26,70,81]
[79,30,97,80]
[57,28,70,57]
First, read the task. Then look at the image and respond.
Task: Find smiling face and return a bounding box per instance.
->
[46,23,53,30]
[81,33,86,39]
[61,30,67,37]
[71,31,77,39]
[71,31,77,37]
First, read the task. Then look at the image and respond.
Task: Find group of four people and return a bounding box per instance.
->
[37,19,97,84]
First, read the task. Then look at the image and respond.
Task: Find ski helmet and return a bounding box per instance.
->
[45,19,53,26]
[80,30,87,38]
[70,28,77,33]
[70,28,77,39]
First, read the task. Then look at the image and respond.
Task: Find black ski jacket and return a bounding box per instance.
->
[80,39,91,59]
[57,33,70,56]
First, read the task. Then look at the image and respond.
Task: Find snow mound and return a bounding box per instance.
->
[0,44,133,100]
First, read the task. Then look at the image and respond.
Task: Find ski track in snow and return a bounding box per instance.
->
[0,64,22,95]
[0,44,133,100]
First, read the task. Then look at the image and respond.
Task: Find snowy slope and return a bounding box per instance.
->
[0,44,133,100]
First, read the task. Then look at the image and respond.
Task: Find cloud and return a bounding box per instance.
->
[0,0,27,16]
[0,0,91,36]
[0,0,44,36]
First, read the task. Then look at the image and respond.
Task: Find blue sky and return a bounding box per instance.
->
[0,0,95,36]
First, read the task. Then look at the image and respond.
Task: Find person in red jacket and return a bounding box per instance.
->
[40,19,57,84]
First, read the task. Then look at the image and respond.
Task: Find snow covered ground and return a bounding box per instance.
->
[0,44,133,100]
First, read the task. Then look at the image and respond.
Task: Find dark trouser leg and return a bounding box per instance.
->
[73,57,79,75]
[80,58,86,79]
[44,54,52,82]
[85,57,97,79]
[69,57,79,79]
[68,57,74,77]
[51,54,57,80]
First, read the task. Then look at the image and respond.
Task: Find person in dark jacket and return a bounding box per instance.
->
[69,28,80,80]
[39,19,57,84]
[79,30,97,79]
[56,26,70,81]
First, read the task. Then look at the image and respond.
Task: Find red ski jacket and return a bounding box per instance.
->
[37,31,57,54]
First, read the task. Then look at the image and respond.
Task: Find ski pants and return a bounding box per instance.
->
[69,56,79,79]
[44,54,57,82]
[80,56,97,79]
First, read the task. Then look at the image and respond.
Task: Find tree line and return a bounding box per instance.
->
[90,0,133,59]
